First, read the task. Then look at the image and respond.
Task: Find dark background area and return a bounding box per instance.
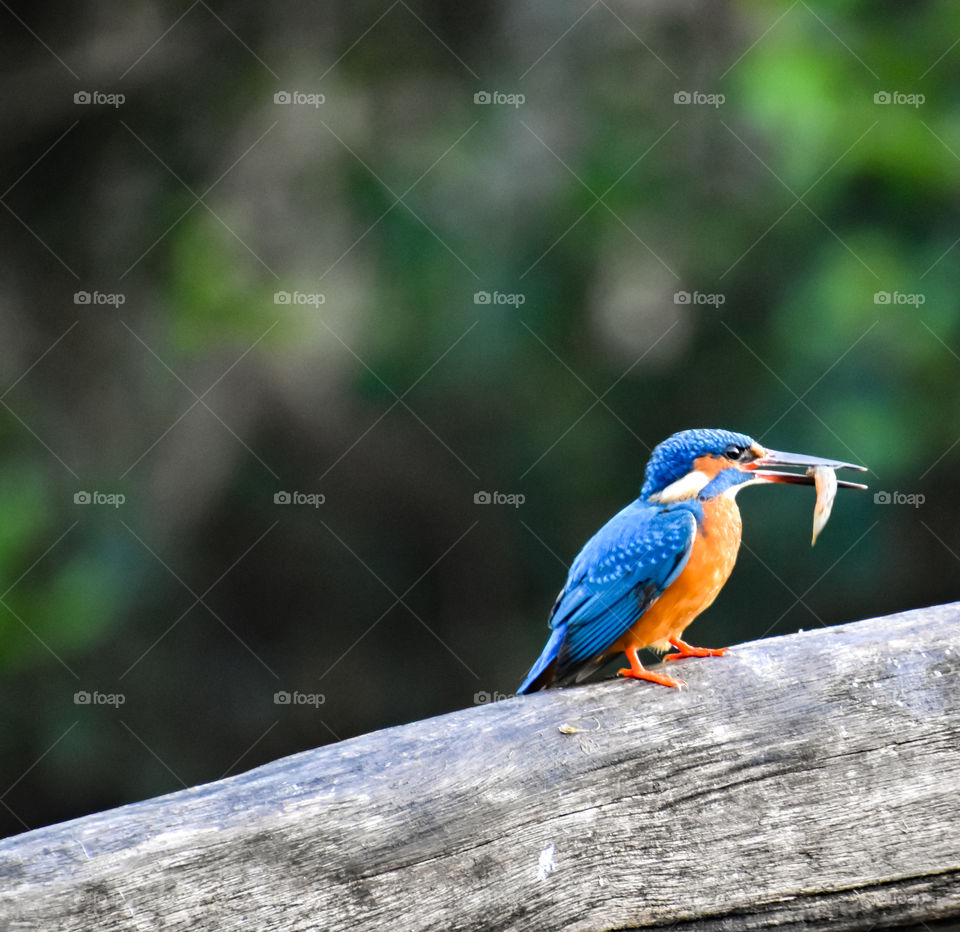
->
[1,0,959,837]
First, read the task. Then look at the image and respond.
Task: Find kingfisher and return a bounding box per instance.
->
[518,428,867,693]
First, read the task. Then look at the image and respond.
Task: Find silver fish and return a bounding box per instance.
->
[807,465,838,546]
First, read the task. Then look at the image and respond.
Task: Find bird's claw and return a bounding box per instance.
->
[663,646,730,661]
[617,667,686,689]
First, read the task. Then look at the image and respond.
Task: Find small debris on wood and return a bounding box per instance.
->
[558,718,599,734]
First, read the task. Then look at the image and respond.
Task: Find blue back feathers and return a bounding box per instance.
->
[517,499,699,692]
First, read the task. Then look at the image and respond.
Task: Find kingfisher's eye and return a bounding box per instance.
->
[724,444,743,460]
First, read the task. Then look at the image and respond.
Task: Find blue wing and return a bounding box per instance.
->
[518,501,697,692]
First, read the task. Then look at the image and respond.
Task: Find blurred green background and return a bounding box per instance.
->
[1,0,959,837]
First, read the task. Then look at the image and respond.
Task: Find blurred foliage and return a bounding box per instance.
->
[1,0,959,836]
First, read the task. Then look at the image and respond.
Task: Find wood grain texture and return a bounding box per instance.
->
[2,603,960,932]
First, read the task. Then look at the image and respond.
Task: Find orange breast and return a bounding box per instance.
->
[611,497,743,655]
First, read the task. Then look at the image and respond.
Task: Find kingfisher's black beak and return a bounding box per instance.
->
[743,449,868,490]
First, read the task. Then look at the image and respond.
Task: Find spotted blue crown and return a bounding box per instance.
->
[640,428,756,499]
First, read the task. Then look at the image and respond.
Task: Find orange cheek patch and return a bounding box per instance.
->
[693,455,733,479]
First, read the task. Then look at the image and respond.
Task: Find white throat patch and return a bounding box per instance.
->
[648,469,710,503]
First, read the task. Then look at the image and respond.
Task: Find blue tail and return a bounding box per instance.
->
[517,626,565,694]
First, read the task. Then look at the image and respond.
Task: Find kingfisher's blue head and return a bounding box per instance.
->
[640,428,867,503]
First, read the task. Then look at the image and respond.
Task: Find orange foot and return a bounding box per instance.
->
[617,647,686,689]
[663,636,730,662]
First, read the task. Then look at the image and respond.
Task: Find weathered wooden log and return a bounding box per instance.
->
[2,603,960,931]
